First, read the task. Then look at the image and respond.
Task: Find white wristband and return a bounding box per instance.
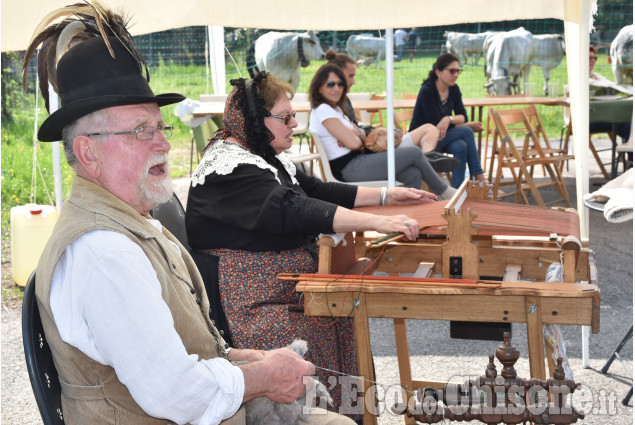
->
[380,187,388,206]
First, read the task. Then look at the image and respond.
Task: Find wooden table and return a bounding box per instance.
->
[589,97,633,178]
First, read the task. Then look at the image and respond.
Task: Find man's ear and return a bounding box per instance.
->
[73,136,101,177]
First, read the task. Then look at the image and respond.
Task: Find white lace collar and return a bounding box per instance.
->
[191,140,298,187]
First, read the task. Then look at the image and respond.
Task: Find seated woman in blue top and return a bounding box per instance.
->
[308,63,457,200]
[409,53,488,189]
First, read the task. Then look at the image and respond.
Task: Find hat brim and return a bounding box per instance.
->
[38,93,186,142]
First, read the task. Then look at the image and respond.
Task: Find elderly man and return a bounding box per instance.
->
[26,5,356,425]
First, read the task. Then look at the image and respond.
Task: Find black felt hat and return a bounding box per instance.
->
[38,36,185,142]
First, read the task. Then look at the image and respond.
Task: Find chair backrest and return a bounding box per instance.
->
[347,92,372,125]
[192,119,219,155]
[401,93,418,100]
[490,108,534,160]
[199,94,228,103]
[369,93,386,126]
[521,104,557,150]
[291,93,309,134]
[394,109,414,133]
[22,273,66,425]
[310,133,401,188]
[150,193,191,252]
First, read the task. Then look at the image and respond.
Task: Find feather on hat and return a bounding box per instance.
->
[22,1,184,142]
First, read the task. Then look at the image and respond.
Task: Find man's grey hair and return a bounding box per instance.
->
[61,109,111,170]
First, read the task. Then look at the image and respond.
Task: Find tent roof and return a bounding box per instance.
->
[2,0,584,52]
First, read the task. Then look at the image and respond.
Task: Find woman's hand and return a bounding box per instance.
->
[436,116,451,140]
[461,121,484,132]
[372,214,420,241]
[386,187,437,205]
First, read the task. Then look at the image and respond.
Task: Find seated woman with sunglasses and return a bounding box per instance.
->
[308,63,457,199]
[409,53,490,190]
[186,72,433,418]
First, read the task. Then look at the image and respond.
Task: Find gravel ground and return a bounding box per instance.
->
[2,143,633,424]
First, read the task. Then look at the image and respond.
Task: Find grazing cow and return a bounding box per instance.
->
[610,24,633,85]
[247,31,324,90]
[484,27,533,95]
[444,31,495,65]
[346,34,386,65]
[530,34,566,95]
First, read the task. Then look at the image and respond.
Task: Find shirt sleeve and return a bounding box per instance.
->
[452,85,468,121]
[50,230,244,425]
[295,169,358,209]
[411,83,443,129]
[191,164,342,236]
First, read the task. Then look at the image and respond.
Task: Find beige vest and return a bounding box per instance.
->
[36,177,245,425]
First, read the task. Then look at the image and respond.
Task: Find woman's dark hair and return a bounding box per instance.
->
[423,53,460,85]
[308,63,348,109]
[325,49,356,69]
[229,72,293,162]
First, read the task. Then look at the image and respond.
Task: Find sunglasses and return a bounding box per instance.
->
[268,111,296,125]
[445,68,463,75]
[325,81,346,88]
[589,56,598,62]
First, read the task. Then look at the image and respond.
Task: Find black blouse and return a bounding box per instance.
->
[185,162,358,252]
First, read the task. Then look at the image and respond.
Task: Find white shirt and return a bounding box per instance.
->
[50,219,244,425]
[309,103,356,161]
[395,29,408,46]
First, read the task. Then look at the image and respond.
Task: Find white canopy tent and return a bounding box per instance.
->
[2,0,595,363]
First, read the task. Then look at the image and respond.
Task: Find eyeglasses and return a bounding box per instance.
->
[445,68,463,75]
[325,81,346,88]
[87,125,173,141]
[268,111,296,125]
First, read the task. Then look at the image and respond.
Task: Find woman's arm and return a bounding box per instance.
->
[332,207,420,240]
[331,186,437,241]
[353,186,436,207]
[322,117,364,150]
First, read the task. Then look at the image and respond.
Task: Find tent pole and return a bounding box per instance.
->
[208,25,226,94]
[385,29,396,188]
[565,0,592,369]
[48,83,63,212]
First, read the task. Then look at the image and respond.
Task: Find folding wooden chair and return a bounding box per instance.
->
[393,109,413,134]
[489,108,572,208]
[521,104,574,175]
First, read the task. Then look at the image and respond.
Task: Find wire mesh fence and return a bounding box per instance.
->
[9,2,633,136]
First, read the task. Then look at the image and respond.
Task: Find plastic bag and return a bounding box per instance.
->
[543,262,574,380]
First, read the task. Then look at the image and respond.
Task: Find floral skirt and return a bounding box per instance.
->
[207,246,359,414]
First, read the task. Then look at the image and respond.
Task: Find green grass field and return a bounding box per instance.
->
[1,51,616,238]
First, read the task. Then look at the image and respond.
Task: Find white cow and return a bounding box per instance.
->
[346,34,386,65]
[444,31,495,65]
[484,28,533,95]
[530,34,566,95]
[247,31,324,91]
[610,24,633,85]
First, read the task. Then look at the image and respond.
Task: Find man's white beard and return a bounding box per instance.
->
[139,154,173,208]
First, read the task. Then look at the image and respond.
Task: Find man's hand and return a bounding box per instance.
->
[239,347,315,404]
[228,348,266,362]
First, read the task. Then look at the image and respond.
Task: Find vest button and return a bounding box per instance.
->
[196,298,201,305]
[190,288,196,294]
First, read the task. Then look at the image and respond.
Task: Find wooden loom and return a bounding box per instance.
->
[288,180,600,425]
